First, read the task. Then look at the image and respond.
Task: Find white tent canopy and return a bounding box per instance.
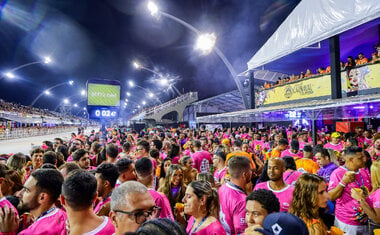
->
[247,0,380,70]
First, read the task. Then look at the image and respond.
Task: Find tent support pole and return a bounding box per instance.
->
[249,71,255,109]
[329,35,342,99]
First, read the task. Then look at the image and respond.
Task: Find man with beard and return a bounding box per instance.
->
[115,158,136,188]
[219,156,251,235]
[72,149,94,170]
[254,158,294,212]
[93,163,119,216]
[18,169,66,234]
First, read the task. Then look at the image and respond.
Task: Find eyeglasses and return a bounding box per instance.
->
[114,206,161,224]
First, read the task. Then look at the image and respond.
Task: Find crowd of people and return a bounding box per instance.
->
[260,45,380,90]
[0,124,378,234]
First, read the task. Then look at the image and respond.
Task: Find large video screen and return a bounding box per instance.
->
[87,83,120,107]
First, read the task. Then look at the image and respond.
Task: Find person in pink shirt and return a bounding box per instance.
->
[0,166,19,234]
[280,140,303,159]
[328,146,371,235]
[184,180,225,235]
[212,151,227,183]
[94,163,119,216]
[282,156,303,186]
[324,132,344,152]
[72,149,95,171]
[18,169,67,235]
[298,132,312,150]
[351,161,380,234]
[191,140,212,173]
[254,158,294,212]
[61,170,115,234]
[251,133,264,150]
[135,157,174,220]
[219,156,251,234]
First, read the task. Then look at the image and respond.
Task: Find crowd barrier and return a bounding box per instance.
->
[0,126,81,141]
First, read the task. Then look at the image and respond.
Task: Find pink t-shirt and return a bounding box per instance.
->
[254,182,294,212]
[328,167,372,225]
[280,149,303,159]
[19,208,67,235]
[213,167,227,183]
[299,141,312,150]
[368,188,380,209]
[0,197,18,217]
[186,216,226,235]
[252,140,264,150]
[283,170,303,186]
[324,142,343,152]
[191,151,212,173]
[83,216,115,235]
[148,189,174,220]
[93,196,111,215]
[218,182,247,235]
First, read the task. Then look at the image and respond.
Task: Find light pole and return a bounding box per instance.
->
[128,80,162,104]
[30,80,74,107]
[147,1,249,108]
[2,56,52,79]
[132,60,182,96]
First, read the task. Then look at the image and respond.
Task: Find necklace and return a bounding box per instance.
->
[190,214,208,234]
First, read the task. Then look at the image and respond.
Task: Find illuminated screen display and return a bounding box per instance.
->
[88,107,119,119]
[87,83,120,107]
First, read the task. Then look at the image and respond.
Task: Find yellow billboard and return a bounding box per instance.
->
[256,63,380,106]
[256,75,331,106]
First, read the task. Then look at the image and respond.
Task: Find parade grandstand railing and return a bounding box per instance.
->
[0,126,79,140]
[130,92,198,121]
[256,62,380,107]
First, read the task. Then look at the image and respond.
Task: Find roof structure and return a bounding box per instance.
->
[196,94,380,123]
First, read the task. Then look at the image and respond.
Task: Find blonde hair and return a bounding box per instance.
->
[371,161,380,191]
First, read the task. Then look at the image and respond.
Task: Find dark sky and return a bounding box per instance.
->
[0,0,302,115]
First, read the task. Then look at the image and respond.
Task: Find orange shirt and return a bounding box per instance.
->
[270,148,281,158]
[226,151,256,171]
[356,58,368,65]
[296,158,319,174]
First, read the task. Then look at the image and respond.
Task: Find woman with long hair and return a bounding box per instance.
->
[158,164,186,211]
[289,173,329,234]
[179,156,197,186]
[167,144,180,164]
[351,161,380,234]
[6,153,26,182]
[158,158,172,188]
[183,180,225,235]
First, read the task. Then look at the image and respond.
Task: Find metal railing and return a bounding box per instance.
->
[0,126,79,141]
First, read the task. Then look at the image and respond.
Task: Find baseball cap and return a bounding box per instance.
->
[255,212,309,235]
[331,132,341,138]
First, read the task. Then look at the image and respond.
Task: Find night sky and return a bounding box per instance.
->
[0,0,378,116]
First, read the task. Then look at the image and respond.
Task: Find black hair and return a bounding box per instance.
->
[122,142,132,152]
[135,157,153,178]
[137,140,150,152]
[344,146,362,157]
[31,169,64,203]
[303,145,313,153]
[106,143,119,159]
[43,141,54,151]
[347,138,358,147]
[257,161,269,183]
[42,151,57,165]
[133,218,187,235]
[363,150,372,172]
[214,151,226,162]
[315,148,330,160]
[160,158,172,179]
[278,138,289,146]
[290,140,299,151]
[152,139,163,151]
[72,149,88,162]
[95,163,119,188]
[62,170,97,211]
[150,149,160,159]
[167,144,180,159]
[233,139,242,147]
[246,189,280,214]
[56,145,69,160]
[283,156,297,170]
[115,158,133,174]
